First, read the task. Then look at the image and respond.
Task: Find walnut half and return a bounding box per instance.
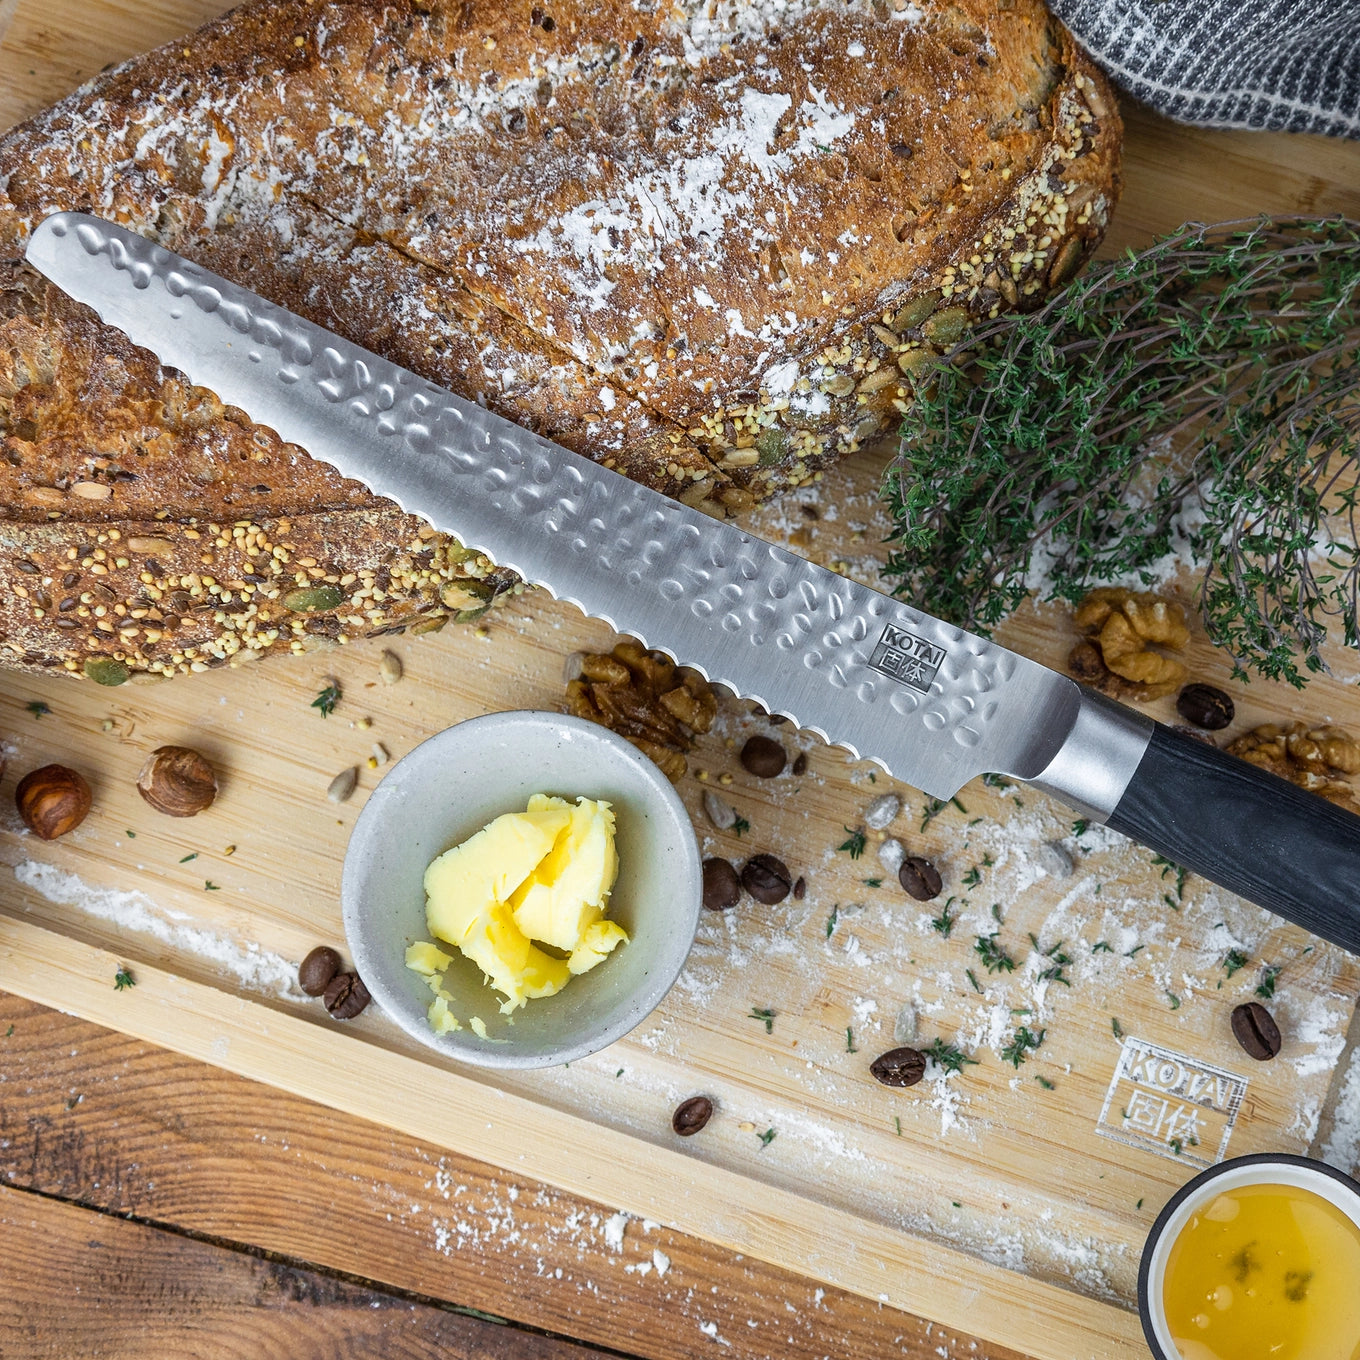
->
[564,640,716,781]
[1226,722,1360,810]
[1068,587,1189,702]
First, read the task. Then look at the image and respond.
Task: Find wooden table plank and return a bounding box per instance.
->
[0,990,1026,1360]
[0,1180,619,1360]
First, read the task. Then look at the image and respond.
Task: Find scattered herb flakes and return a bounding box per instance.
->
[615,1068,624,1078]
[974,933,1016,974]
[114,966,135,991]
[1112,1018,1125,1040]
[1137,1198,1144,1210]
[1125,944,1145,958]
[732,815,750,838]
[125,829,136,839]
[204,880,221,891]
[961,866,982,889]
[1071,818,1088,837]
[965,968,982,993]
[1092,941,1114,953]
[1000,1026,1045,1068]
[1029,934,1073,986]
[952,1201,962,1209]
[1153,855,1189,901]
[758,1128,776,1148]
[923,1038,978,1074]
[25,700,51,718]
[930,897,957,938]
[982,773,1010,789]
[749,1007,775,1034]
[1163,893,1181,913]
[1256,965,1282,1000]
[862,877,883,888]
[1223,949,1249,978]
[5,1024,14,1038]
[990,902,1003,924]
[894,1115,902,1136]
[868,772,877,783]
[1035,1075,1055,1090]
[838,826,867,859]
[920,795,968,831]
[311,681,341,717]
[846,1027,857,1054]
[825,906,839,939]
[1166,991,1182,1010]
[179,852,198,863]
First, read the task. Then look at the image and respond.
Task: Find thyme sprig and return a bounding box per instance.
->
[883,216,1360,686]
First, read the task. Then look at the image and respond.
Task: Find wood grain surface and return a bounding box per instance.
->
[2,3,1360,1359]
[0,1182,616,1360]
[0,990,1021,1360]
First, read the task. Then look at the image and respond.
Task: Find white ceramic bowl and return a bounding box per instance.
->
[1138,1153,1360,1359]
[341,710,702,1068]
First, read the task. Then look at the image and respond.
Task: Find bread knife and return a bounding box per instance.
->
[26,212,1360,952]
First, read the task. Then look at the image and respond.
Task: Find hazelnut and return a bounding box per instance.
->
[136,745,218,817]
[16,764,92,839]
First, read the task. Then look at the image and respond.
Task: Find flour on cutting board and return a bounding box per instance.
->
[13,860,300,998]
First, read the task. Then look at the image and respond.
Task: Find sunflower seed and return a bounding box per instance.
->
[327,767,359,803]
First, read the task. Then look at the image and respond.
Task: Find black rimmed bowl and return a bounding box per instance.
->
[1138,1152,1360,1360]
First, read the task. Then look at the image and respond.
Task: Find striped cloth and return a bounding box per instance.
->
[1047,0,1359,138]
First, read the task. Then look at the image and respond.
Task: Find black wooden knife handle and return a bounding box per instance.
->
[1106,723,1360,955]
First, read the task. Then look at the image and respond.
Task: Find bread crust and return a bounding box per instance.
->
[0,0,1121,681]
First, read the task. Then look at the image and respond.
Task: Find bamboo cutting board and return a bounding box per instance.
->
[3,6,1360,1358]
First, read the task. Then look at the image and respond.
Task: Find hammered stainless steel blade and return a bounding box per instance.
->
[25,211,1149,819]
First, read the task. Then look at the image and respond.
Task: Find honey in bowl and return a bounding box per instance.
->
[1161,1182,1360,1360]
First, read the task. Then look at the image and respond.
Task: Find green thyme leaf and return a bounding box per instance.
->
[930,897,957,938]
[1223,949,1249,978]
[923,1038,978,1074]
[974,932,1016,974]
[1000,1026,1045,1068]
[114,966,135,991]
[25,700,50,718]
[837,826,867,859]
[749,1007,775,1034]
[732,815,750,838]
[311,682,341,717]
[1256,964,1282,1000]
[758,1128,776,1148]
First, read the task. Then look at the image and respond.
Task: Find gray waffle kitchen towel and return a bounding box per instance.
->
[1047,0,1359,138]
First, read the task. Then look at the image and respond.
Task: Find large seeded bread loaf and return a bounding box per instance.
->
[0,0,1121,683]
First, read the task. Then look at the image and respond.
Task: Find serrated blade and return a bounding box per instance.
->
[26,212,1082,798]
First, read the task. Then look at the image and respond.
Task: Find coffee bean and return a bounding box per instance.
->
[1231,1001,1281,1060]
[741,853,792,904]
[870,1046,927,1088]
[323,971,371,1020]
[702,857,741,911]
[898,855,943,901]
[298,945,342,996]
[672,1095,714,1136]
[740,735,787,778]
[1177,683,1235,731]
[792,875,806,900]
[792,752,808,776]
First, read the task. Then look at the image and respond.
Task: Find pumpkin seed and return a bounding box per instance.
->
[283,585,344,613]
[84,657,130,686]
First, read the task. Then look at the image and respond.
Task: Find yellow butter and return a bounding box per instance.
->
[410,794,627,1026]
[568,919,629,975]
[405,940,455,976]
[510,794,619,950]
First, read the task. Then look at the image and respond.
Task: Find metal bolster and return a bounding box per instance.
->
[1027,687,1155,823]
